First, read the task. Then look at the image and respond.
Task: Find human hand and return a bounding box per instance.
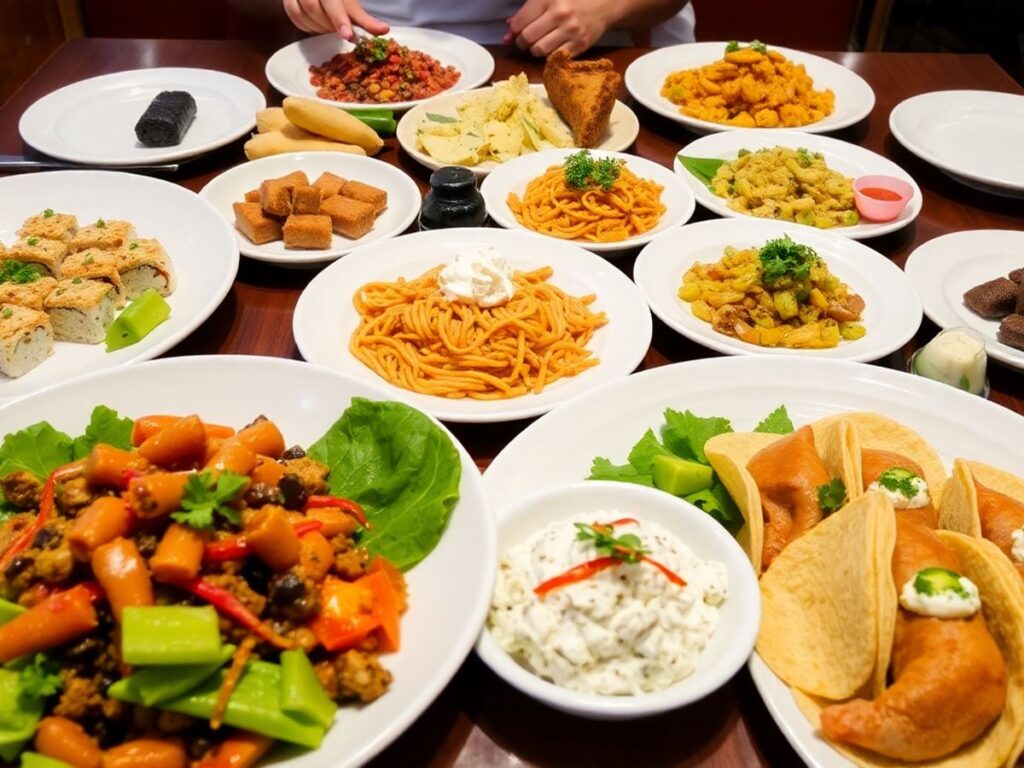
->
[504,0,619,57]
[283,0,389,40]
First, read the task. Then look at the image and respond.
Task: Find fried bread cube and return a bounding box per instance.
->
[293,185,323,215]
[259,178,295,217]
[119,239,176,299]
[44,278,117,344]
[0,304,53,378]
[338,180,387,214]
[312,172,346,198]
[320,195,375,239]
[234,202,283,247]
[70,219,136,252]
[7,237,68,277]
[244,188,261,203]
[18,210,78,242]
[282,215,332,249]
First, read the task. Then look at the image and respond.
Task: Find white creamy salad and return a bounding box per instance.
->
[437,246,516,307]
[488,512,728,696]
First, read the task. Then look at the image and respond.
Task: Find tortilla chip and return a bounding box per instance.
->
[938,459,983,538]
[792,532,1024,768]
[756,493,896,700]
[704,417,856,576]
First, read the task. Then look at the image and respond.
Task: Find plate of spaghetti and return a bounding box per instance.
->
[481,149,695,254]
[292,228,653,423]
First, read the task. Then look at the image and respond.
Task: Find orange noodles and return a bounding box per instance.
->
[507,163,666,243]
[350,265,607,400]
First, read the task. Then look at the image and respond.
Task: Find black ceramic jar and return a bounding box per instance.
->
[418,166,487,230]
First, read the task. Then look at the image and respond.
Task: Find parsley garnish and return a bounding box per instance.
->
[817,477,847,514]
[129,242,140,250]
[563,150,624,191]
[171,469,248,530]
[575,521,649,563]
[26,237,39,246]
[18,654,63,700]
[750,39,768,53]
[758,235,820,287]
[71,277,82,284]
[725,40,740,53]
[877,467,922,499]
[425,112,458,124]
[753,405,795,435]
[43,208,54,218]
[795,147,819,168]
[83,255,95,265]
[95,218,106,228]
[0,259,42,284]
[1,308,12,319]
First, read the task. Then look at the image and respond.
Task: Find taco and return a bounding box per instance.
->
[705,419,857,574]
[939,458,1024,578]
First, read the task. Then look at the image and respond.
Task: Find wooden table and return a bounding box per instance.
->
[2,38,1023,767]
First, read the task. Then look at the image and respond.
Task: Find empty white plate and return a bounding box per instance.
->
[624,42,875,134]
[199,152,421,267]
[905,229,1024,370]
[634,218,921,361]
[19,68,265,165]
[890,90,1024,197]
[266,28,494,112]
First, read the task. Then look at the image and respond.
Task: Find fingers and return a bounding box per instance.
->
[319,0,353,38]
[283,0,317,33]
[507,0,545,37]
[297,0,333,33]
[525,27,573,57]
[347,1,391,36]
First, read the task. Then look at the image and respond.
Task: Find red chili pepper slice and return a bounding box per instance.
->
[176,577,295,650]
[641,556,687,588]
[533,557,619,598]
[305,495,371,529]
[0,466,60,572]
[203,519,324,562]
[606,517,640,527]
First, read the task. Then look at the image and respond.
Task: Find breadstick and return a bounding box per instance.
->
[283,96,384,155]
[243,131,366,160]
[255,107,290,134]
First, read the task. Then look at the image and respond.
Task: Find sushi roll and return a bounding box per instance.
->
[118,239,176,299]
[135,91,197,147]
[0,277,58,311]
[70,219,136,253]
[7,237,68,278]
[45,278,118,344]
[0,304,53,378]
[18,210,78,243]
[62,249,126,307]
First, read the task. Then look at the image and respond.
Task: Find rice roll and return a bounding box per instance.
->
[71,220,136,253]
[45,278,118,344]
[0,304,53,378]
[18,211,78,243]
[135,91,197,147]
[7,237,68,278]
[62,249,126,307]
[118,239,176,299]
[0,276,58,311]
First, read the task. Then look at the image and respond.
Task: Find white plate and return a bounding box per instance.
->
[199,152,421,267]
[18,68,265,166]
[0,355,495,768]
[483,355,1024,768]
[634,218,922,361]
[0,171,237,401]
[292,227,653,423]
[266,28,495,112]
[675,130,922,239]
[624,42,875,135]
[890,90,1024,197]
[905,229,1024,370]
[482,148,696,254]
[396,83,640,178]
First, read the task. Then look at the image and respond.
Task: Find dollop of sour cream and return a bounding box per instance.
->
[899,570,980,619]
[437,246,515,308]
[488,512,728,696]
[1011,528,1024,564]
[868,475,930,509]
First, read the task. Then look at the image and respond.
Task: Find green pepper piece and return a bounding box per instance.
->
[115,644,234,706]
[353,113,397,135]
[280,650,337,729]
[105,288,170,352]
[120,606,222,666]
[0,598,25,626]
[109,660,325,748]
[20,752,73,768]
[0,669,44,763]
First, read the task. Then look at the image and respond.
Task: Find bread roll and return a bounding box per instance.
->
[255,107,290,134]
[243,131,366,160]
[282,96,384,155]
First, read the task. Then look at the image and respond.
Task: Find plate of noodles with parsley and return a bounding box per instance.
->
[624,41,875,134]
[481,149,695,254]
[292,228,652,423]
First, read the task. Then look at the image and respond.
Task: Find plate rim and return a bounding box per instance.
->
[17,67,266,165]
[889,89,1024,193]
[633,218,923,361]
[291,226,654,422]
[197,151,422,266]
[264,27,496,113]
[623,42,876,135]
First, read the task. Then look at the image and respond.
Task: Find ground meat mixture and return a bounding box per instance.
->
[1,470,41,508]
[56,476,95,513]
[315,649,392,703]
[281,456,330,495]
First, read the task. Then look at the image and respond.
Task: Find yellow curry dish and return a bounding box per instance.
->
[661,41,835,129]
[679,235,866,349]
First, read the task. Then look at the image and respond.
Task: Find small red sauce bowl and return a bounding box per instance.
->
[854,175,913,222]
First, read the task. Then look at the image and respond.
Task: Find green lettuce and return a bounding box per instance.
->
[676,154,726,187]
[308,398,461,571]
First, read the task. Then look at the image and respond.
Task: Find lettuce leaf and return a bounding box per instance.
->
[677,154,726,187]
[73,405,133,459]
[661,409,733,464]
[754,405,795,435]
[307,398,461,571]
[587,457,654,486]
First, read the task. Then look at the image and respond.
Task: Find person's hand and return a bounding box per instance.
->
[504,0,619,57]
[283,0,389,40]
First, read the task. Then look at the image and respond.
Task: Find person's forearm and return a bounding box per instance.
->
[611,0,687,31]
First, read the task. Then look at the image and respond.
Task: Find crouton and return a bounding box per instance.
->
[119,239,176,299]
[70,219,136,252]
[18,211,78,242]
[293,185,323,215]
[0,304,53,378]
[259,179,295,217]
[338,180,387,214]
[320,195,376,239]
[7,237,68,277]
[0,277,58,311]
[62,248,126,306]
[312,172,346,198]
[44,278,117,344]
[244,188,261,203]
[233,202,284,246]
[282,215,333,249]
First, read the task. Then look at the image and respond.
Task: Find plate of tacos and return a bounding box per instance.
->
[485,356,1024,767]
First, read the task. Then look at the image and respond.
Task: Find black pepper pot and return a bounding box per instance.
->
[418,166,487,230]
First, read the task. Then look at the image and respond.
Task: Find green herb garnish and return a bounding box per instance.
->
[129,242,140,250]
[83,255,95,265]
[563,149,624,191]
[425,112,458,124]
[876,467,923,499]
[26,237,39,247]
[754,405,795,435]
[817,477,847,514]
[95,218,106,228]
[795,147,819,168]
[170,470,249,530]
[0,259,42,285]
[750,39,768,53]
[71,277,82,284]
[575,522,649,563]
[758,235,820,287]
[958,374,971,391]
[1,308,11,319]
[18,654,63,700]
[725,40,740,53]
[43,208,54,218]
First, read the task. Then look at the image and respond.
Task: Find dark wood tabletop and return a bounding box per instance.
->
[2,37,1023,768]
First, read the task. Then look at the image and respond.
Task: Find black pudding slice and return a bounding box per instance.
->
[134,90,197,147]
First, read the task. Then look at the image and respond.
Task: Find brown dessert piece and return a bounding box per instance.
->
[998,314,1024,350]
[293,185,323,215]
[542,49,621,148]
[320,196,376,239]
[283,215,332,249]
[963,277,1017,319]
[233,202,283,245]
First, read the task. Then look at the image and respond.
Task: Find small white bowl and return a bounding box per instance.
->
[475,480,760,720]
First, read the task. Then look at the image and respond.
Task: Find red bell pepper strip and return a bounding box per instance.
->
[176,577,295,650]
[203,519,324,562]
[305,495,371,529]
[0,467,59,572]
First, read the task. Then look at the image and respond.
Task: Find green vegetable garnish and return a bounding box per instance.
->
[71,277,82,285]
[685,484,744,535]
[105,288,171,351]
[95,218,105,228]
[677,154,727,187]
[121,606,223,665]
[83,255,95,265]
[1,308,11,320]
[425,112,458,124]
[725,40,740,53]
[958,374,971,391]
[750,39,768,53]
[129,242,140,250]
[877,467,924,499]
[563,149,624,191]
[817,477,847,514]
[171,470,248,529]
[42,209,54,218]
[758,235,820,287]
[0,260,43,284]
[575,522,649,563]
[795,147,819,168]
[913,566,969,598]
[754,405,795,435]
[17,655,62,700]
[25,237,38,247]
